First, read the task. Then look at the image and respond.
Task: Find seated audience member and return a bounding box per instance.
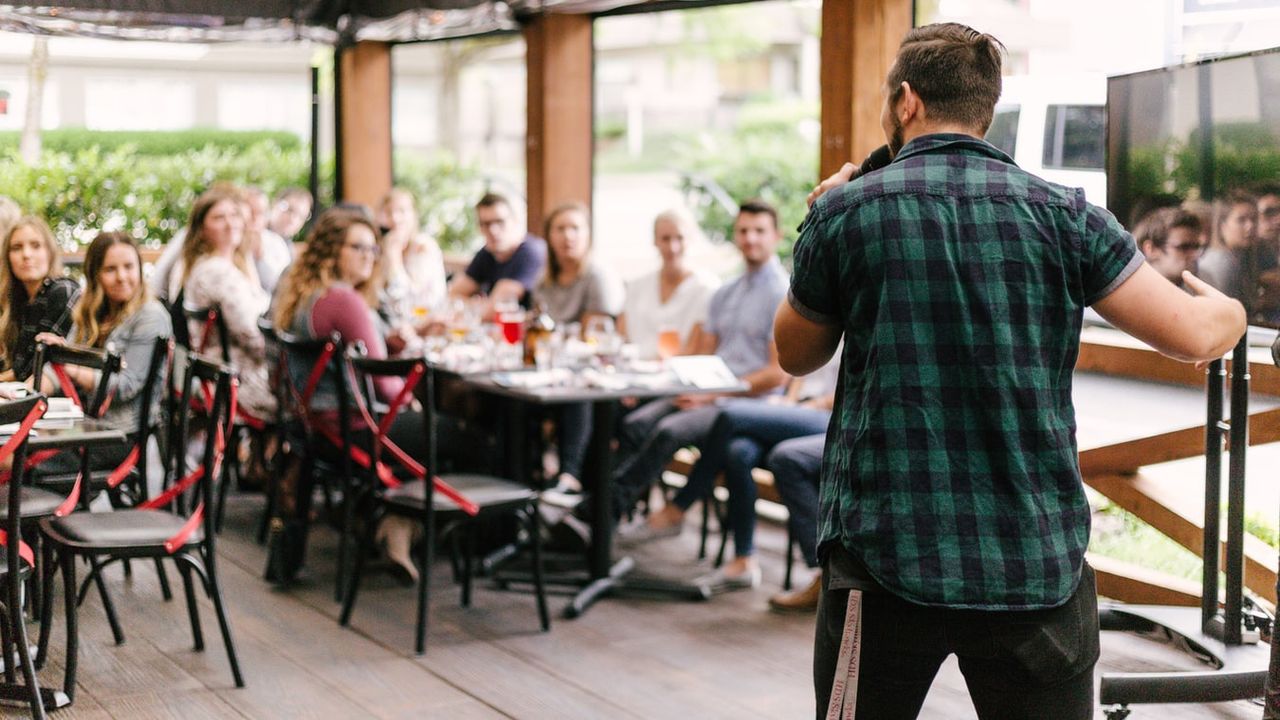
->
[618,209,719,359]
[1135,206,1205,286]
[535,202,624,497]
[1198,190,1262,311]
[610,199,790,526]
[1253,184,1280,323]
[448,193,546,309]
[268,186,313,242]
[180,187,276,423]
[272,208,424,584]
[629,356,838,591]
[377,188,447,318]
[0,216,80,383]
[244,186,294,294]
[150,180,241,303]
[34,232,172,481]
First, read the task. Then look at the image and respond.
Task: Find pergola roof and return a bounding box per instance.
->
[0,1,738,43]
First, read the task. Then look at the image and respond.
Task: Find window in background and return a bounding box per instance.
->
[1042,104,1105,170]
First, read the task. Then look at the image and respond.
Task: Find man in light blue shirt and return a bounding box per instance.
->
[609,199,790,525]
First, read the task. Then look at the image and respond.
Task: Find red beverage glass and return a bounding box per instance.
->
[499,312,524,345]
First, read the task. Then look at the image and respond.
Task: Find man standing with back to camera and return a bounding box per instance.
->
[775,23,1246,719]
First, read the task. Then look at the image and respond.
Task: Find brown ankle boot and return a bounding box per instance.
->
[768,572,821,613]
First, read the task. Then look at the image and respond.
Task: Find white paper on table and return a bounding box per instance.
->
[665,355,739,389]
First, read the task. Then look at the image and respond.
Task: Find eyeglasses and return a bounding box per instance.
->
[344,242,381,258]
[1167,242,1206,255]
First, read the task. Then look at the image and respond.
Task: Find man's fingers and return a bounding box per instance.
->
[1182,271,1227,299]
[807,162,857,208]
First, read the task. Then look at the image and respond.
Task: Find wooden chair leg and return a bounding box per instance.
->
[8,565,47,720]
[339,525,370,627]
[35,543,56,669]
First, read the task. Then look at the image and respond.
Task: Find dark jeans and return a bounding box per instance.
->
[814,551,1099,720]
[611,398,720,519]
[765,434,825,567]
[674,401,829,558]
[556,402,592,481]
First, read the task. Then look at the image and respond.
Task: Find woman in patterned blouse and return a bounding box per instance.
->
[179,188,276,421]
[0,216,80,383]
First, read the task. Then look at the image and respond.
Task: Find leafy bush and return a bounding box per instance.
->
[677,118,816,257]
[0,139,488,254]
[393,151,489,253]
[0,142,318,249]
[0,128,301,156]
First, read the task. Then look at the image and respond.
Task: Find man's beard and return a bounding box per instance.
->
[888,112,905,158]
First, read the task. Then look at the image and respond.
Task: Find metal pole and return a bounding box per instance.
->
[1203,356,1224,632]
[309,65,320,214]
[1224,336,1249,645]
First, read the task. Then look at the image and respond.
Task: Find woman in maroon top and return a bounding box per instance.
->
[272,208,425,585]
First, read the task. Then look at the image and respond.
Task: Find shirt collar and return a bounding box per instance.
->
[891,132,1014,166]
[743,255,782,283]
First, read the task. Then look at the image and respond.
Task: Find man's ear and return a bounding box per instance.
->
[899,81,921,124]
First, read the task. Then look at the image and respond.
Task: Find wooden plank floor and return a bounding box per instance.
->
[1,490,1263,719]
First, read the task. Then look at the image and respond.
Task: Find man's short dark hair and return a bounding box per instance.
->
[737,198,778,230]
[886,23,1005,133]
[1251,181,1280,200]
[475,192,512,213]
[1134,207,1202,249]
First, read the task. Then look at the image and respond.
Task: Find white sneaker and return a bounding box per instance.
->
[616,518,682,547]
[695,565,762,591]
[541,473,584,509]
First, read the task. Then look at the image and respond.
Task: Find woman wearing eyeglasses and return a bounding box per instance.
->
[180,188,276,422]
[272,207,426,585]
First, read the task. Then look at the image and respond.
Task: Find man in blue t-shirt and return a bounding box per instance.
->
[448,193,547,308]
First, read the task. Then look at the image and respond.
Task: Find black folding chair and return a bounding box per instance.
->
[0,394,51,718]
[38,354,246,699]
[339,354,549,654]
[182,304,275,532]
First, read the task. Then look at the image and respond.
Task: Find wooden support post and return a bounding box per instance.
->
[337,41,392,207]
[819,0,912,179]
[525,13,593,238]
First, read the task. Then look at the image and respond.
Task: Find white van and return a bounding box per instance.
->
[984,74,1107,206]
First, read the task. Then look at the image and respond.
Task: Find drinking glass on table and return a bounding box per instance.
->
[583,316,615,347]
[495,298,526,346]
[656,325,681,361]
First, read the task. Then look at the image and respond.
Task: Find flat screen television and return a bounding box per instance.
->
[1107,46,1280,329]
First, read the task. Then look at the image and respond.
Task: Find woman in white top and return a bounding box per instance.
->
[618,209,719,359]
[377,188,447,320]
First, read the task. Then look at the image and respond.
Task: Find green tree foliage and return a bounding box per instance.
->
[0,136,486,254]
[678,100,818,257]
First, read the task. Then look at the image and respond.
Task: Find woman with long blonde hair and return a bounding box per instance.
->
[35,232,171,476]
[0,216,80,382]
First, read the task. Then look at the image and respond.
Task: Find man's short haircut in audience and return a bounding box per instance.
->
[738,198,779,230]
[476,192,513,214]
[1135,207,1203,251]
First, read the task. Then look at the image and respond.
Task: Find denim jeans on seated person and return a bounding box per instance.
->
[673,401,830,559]
[765,434,825,568]
[610,398,722,519]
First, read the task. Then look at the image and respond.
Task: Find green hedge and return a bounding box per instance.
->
[0,128,302,156]
[0,141,486,254]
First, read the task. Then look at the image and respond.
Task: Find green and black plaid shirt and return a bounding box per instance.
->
[790,133,1142,610]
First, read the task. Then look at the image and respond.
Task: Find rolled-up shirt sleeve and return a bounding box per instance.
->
[788,207,843,325]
